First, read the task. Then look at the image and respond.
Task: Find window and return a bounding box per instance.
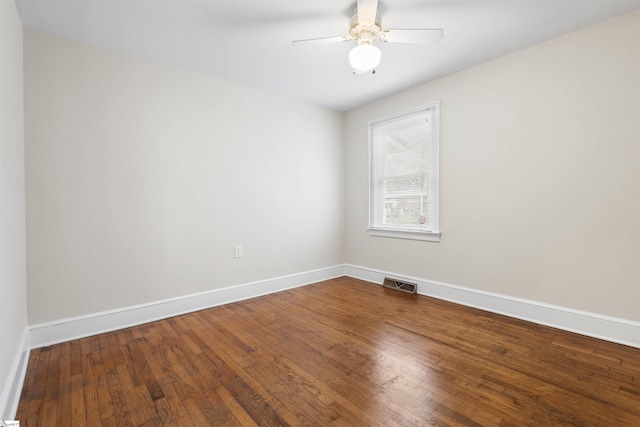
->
[368,102,440,242]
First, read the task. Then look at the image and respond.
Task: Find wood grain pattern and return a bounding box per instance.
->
[15,277,640,426]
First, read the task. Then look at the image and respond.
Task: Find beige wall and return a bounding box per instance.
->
[24,30,344,324]
[345,11,640,321]
[0,0,27,414]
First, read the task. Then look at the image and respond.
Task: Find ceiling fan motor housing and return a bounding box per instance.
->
[349,10,382,44]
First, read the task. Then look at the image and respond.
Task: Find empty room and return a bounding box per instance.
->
[1,0,639,425]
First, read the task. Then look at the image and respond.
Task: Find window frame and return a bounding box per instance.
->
[367,101,441,242]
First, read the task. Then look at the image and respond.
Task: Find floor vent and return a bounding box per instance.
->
[382,277,417,294]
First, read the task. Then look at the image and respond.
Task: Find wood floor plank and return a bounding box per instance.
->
[15,348,41,426]
[89,338,114,423]
[54,342,71,427]
[68,373,85,426]
[98,338,134,426]
[15,277,640,426]
[39,345,60,427]
[154,378,197,427]
[79,339,102,426]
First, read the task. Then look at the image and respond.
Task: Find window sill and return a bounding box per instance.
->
[367,227,441,242]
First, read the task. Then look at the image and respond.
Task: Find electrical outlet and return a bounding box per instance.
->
[234,245,242,258]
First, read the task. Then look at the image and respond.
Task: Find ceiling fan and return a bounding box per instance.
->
[292,0,443,74]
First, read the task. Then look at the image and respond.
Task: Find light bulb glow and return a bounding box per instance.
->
[349,44,381,72]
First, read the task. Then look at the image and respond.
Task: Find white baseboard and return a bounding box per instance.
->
[0,327,29,419]
[29,265,345,349]
[345,264,640,349]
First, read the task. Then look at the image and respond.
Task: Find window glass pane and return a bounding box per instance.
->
[384,195,428,225]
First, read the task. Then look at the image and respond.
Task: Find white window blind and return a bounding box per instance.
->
[369,102,440,241]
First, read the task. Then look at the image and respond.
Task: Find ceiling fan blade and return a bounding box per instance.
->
[382,29,444,44]
[292,35,350,46]
[357,0,378,26]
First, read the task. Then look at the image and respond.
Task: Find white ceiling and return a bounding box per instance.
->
[16,0,640,111]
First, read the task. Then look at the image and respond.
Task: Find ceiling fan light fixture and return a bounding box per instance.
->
[349,43,381,72]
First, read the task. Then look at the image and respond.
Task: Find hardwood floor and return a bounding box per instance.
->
[15,277,640,426]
